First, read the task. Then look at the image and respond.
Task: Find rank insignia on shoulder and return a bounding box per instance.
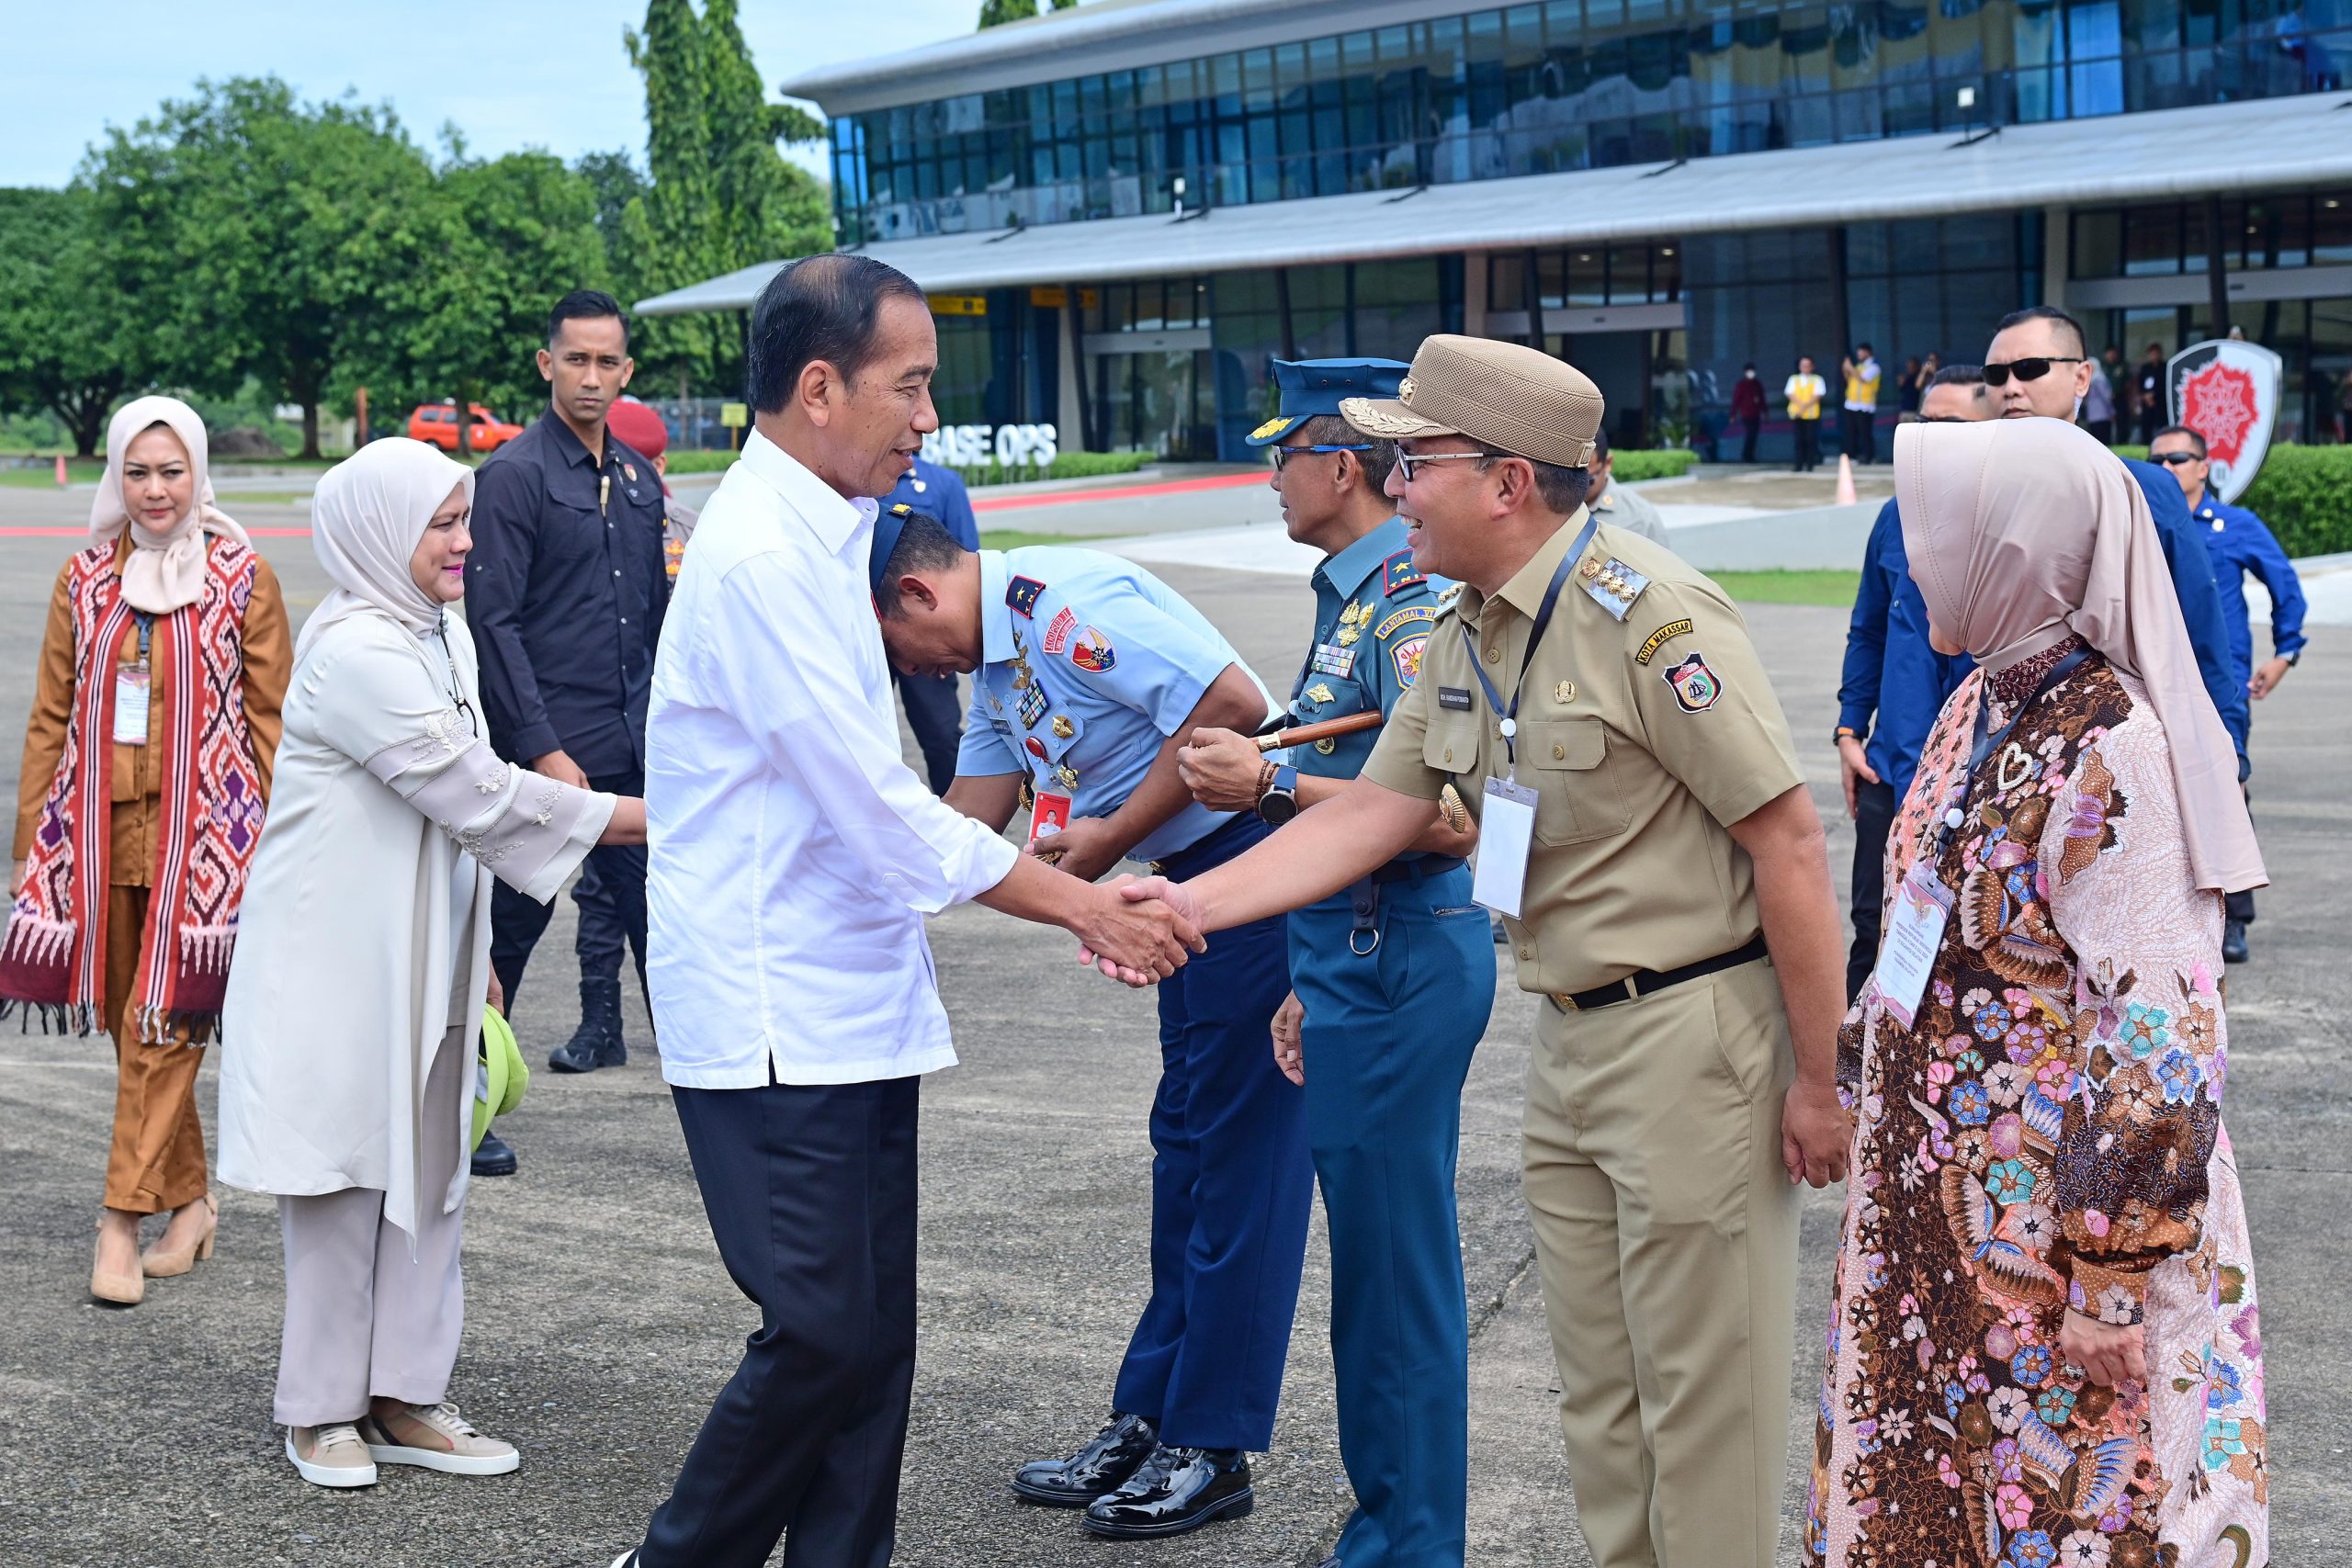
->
[1579,558,1649,621]
[889,502,916,518]
[1374,604,1435,639]
[1383,550,1426,595]
[1007,575,1046,618]
[1437,582,1463,604]
[1664,650,1722,713]
[1635,617,1694,666]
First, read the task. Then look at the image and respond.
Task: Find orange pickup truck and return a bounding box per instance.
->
[407,401,524,454]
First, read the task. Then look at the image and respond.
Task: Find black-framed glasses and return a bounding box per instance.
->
[1269,442,1372,470]
[1394,449,1505,482]
[2150,450,2204,466]
[1982,356,2086,387]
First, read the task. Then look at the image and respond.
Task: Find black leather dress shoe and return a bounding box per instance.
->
[1080,1445,1253,1539]
[470,1130,517,1178]
[1011,1412,1159,1506]
[2222,918,2251,964]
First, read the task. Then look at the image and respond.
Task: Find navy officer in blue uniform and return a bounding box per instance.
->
[2149,423,2309,963]
[867,510,1307,1542]
[886,456,978,793]
[1174,358,1495,1568]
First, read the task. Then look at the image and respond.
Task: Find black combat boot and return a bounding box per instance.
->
[548,976,628,1073]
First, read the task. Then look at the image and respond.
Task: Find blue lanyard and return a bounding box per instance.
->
[1461,512,1598,773]
[1933,644,2091,856]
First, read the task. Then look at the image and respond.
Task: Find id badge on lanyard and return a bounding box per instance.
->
[113,615,153,747]
[1871,861,1951,1027]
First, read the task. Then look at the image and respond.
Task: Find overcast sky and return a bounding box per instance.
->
[0,0,980,188]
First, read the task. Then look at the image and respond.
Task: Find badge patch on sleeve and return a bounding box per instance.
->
[1635,617,1694,666]
[1042,606,1078,655]
[1070,626,1116,673]
[1391,633,1430,688]
[1374,604,1435,639]
[1663,650,1722,713]
[1006,576,1046,618]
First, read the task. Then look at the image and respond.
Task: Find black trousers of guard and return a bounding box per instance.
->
[894,671,962,795]
[1841,406,1877,465]
[639,1075,921,1568]
[490,766,648,1009]
[1845,777,1900,1004]
[1793,419,1821,472]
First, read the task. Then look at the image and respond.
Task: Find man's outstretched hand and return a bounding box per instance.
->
[1070,878,1205,987]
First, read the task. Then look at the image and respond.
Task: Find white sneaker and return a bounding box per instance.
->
[610,1554,639,1568]
[358,1400,520,1476]
[286,1423,379,1488]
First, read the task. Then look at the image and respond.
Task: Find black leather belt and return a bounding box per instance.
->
[1548,933,1770,1013]
[1369,854,1465,886]
[1345,856,1469,955]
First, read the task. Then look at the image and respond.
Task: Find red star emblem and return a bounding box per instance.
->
[2181,363,2258,465]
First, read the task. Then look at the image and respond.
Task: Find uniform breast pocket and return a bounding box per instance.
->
[1297,675,1370,722]
[1521,718,1629,846]
[538,496,606,568]
[1420,713,1481,780]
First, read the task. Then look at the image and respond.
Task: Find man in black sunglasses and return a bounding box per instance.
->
[1983,307,2249,774]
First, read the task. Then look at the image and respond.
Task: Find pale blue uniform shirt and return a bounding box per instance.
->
[957,547,1274,863]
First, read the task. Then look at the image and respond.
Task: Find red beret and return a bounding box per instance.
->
[606,400,669,459]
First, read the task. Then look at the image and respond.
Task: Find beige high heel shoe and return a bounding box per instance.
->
[141,1193,218,1279]
[92,1214,145,1305]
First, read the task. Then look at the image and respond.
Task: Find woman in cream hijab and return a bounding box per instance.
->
[1807,418,2266,1568]
[220,438,644,1490]
[6,396,289,1306]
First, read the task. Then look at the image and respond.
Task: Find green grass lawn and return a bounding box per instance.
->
[977,528,1119,551]
[0,464,100,488]
[1709,569,1860,607]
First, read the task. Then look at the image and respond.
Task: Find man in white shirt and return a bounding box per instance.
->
[615,254,1199,1568]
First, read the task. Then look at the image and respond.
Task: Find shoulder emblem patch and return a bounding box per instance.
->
[1070,625,1116,673]
[1663,650,1722,714]
[1006,575,1046,618]
[1374,604,1435,639]
[1634,617,1694,666]
[1391,633,1430,689]
[1042,605,1078,656]
[1383,550,1427,596]
[1577,557,1649,622]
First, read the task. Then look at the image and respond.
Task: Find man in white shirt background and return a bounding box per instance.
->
[614,254,1200,1568]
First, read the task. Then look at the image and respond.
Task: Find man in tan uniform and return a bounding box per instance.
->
[1120,335,1852,1568]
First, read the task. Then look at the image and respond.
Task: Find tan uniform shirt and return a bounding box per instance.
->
[1363,513,1802,998]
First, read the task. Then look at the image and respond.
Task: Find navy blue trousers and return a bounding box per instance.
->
[639,1077,920,1568]
[1112,815,1312,1452]
[1294,865,1495,1567]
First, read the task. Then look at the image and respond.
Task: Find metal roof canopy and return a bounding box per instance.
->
[636,94,2352,317]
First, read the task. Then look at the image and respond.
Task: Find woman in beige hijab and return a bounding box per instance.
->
[220,438,643,1490]
[5,396,290,1306]
[1806,418,2266,1568]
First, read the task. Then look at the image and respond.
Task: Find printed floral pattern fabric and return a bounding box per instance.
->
[1811,653,2267,1568]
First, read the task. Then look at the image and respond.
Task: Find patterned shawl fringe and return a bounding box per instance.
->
[1,998,100,1036]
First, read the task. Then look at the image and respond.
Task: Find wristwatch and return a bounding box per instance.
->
[1835,725,1863,746]
[1258,764,1302,825]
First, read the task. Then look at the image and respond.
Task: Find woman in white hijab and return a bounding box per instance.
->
[219,438,644,1490]
[6,396,289,1307]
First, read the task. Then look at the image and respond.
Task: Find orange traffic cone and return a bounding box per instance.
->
[1835,453,1857,506]
[55,454,69,486]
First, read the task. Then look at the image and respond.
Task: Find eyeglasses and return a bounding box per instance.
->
[2150,450,2204,466]
[1394,449,1506,482]
[1269,442,1372,470]
[1981,356,2086,387]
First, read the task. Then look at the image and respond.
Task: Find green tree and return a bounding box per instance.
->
[621,0,831,397]
[574,150,650,270]
[979,0,1078,28]
[0,186,139,456]
[86,76,442,457]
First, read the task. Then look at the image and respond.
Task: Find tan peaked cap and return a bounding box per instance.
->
[1340,334,1605,468]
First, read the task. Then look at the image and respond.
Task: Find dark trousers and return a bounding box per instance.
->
[1113,815,1313,1452]
[1840,407,1877,465]
[2137,407,2163,446]
[894,672,962,795]
[1793,419,1821,472]
[2228,777,2258,926]
[1295,867,1496,1567]
[490,766,647,1009]
[1738,413,1760,463]
[1845,777,1900,1003]
[639,1076,921,1568]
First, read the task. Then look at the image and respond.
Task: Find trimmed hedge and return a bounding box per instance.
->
[1612,448,1699,482]
[662,447,1155,487]
[2115,442,2352,558]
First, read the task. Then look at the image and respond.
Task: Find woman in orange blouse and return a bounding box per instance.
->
[6,397,290,1306]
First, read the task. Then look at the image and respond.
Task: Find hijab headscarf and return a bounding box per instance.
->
[300,438,475,659]
[1894,417,2265,894]
[89,396,253,615]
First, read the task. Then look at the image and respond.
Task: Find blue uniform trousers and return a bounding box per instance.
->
[1113,814,1312,1452]
[1293,863,1496,1568]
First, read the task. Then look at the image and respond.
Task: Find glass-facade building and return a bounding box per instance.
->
[741,0,2352,461]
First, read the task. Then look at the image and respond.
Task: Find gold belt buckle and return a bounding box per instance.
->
[1147,861,1167,877]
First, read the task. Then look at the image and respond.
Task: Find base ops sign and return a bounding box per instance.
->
[2166,339,2283,504]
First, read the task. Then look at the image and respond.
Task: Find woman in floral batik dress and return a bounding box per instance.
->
[1808,419,2269,1568]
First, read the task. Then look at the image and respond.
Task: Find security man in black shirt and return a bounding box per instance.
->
[467,289,668,1096]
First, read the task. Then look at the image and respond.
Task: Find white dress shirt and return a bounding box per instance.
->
[644,432,1020,1089]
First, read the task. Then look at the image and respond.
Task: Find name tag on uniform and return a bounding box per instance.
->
[112,667,151,746]
[1437,686,1474,711]
[1029,790,1072,846]
[1871,861,1952,1028]
[1310,643,1357,678]
[1471,777,1538,919]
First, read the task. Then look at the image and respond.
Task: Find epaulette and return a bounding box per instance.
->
[1577,554,1649,622]
[1006,575,1046,618]
[1383,550,1426,596]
